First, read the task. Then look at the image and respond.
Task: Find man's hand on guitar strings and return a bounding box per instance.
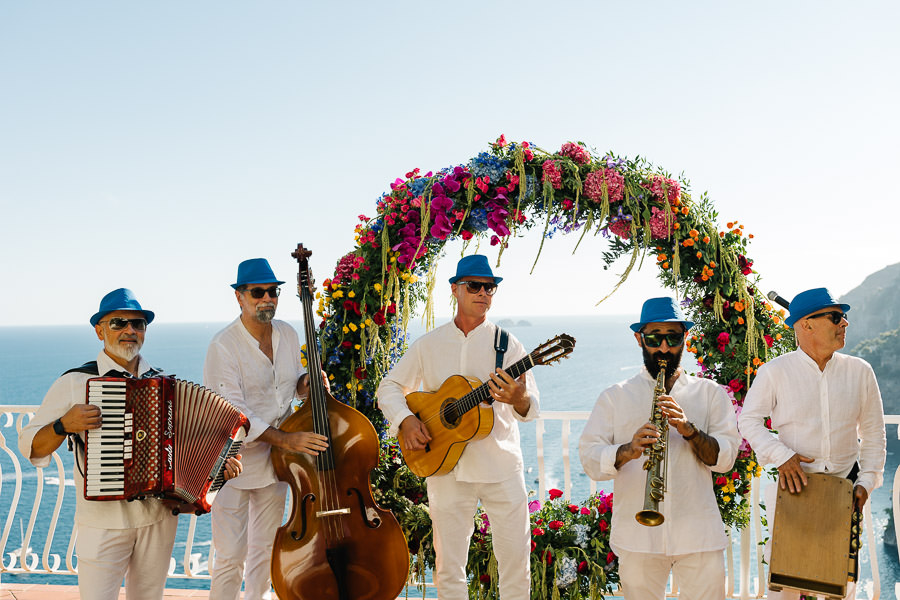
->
[399,416,432,451]
[487,369,530,416]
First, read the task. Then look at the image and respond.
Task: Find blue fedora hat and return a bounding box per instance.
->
[90,288,155,327]
[448,254,503,284]
[630,297,694,332]
[231,258,285,289]
[785,287,850,328]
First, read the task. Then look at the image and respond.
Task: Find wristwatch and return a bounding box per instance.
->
[683,422,699,441]
[52,418,69,436]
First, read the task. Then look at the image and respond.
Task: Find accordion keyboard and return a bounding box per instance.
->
[85,379,133,496]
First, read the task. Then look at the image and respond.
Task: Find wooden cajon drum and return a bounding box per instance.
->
[769,472,854,599]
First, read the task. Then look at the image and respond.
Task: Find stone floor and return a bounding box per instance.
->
[0,583,215,599]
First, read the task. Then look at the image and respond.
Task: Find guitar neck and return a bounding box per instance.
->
[458,353,535,412]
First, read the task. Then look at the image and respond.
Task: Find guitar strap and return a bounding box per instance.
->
[494,326,509,370]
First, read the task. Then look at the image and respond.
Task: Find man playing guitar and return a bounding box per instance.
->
[377,254,540,600]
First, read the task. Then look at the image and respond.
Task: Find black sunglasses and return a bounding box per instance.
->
[457,281,498,296]
[641,331,685,348]
[100,317,148,331]
[244,286,281,299]
[806,311,847,325]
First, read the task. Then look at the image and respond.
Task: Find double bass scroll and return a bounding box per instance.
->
[270,243,409,600]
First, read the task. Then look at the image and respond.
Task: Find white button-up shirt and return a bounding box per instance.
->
[738,349,886,494]
[376,319,539,483]
[204,317,305,489]
[579,368,740,555]
[18,351,171,529]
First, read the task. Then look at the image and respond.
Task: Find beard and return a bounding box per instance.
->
[642,344,682,379]
[255,303,276,323]
[106,338,142,362]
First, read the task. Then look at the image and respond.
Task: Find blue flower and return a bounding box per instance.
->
[468,208,489,232]
[468,152,509,183]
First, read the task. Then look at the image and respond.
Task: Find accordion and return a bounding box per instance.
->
[83,376,249,514]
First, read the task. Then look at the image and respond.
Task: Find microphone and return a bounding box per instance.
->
[767,291,790,310]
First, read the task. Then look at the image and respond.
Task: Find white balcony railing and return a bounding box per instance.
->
[2,406,898,599]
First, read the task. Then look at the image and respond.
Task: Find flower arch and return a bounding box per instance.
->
[308,135,794,598]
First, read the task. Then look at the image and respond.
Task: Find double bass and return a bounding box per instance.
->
[271,244,409,600]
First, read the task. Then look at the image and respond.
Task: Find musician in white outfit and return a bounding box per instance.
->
[204,258,328,600]
[579,297,740,600]
[738,287,886,600]
[18,288,242,600]
[377,255,540,600]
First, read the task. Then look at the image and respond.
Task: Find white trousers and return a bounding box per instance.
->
[209,481,287,600]
[75,516,178,600]
[763,484,856,600]
[617,548,725,600]
[427,473,530,600]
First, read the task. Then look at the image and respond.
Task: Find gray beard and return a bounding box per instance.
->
[256,308,276,323]
[107,340,141,363]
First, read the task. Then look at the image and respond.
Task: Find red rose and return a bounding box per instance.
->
[531,540,537,552]
[567,504,579,513]
[532,528,545,537]
[578,560,588,574]
[606,551,616,564]
[548,520,564,531]
[598,519,609,532]
[732,471,741,480]
[716,476,728,486]
[764,334,774,348]
[548,488,563,500]
[479,574,491,584]
[542,550,553,565]
[580,507,590,515]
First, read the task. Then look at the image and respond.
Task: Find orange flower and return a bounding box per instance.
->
[681,207,689,215]
[719,231,725,238]
[727,222,734,228]
[689,229,700,238]
[737,317,744,325]
[657,253,668,262]
[662,261,670,269]
[702,236,710,244]
[734,301,745,312]
[753,357,763,366]
[744,366,753,375]
[748,234,755,239]
[696,251,703,259]
[682,239,695,247]
[709,261,717,268]
[776,333,783,340]
[673,222,681,230]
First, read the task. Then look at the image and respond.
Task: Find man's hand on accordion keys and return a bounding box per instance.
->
[223,454,243,481]
[60,404,103,434]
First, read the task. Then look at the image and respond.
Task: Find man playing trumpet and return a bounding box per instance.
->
[579,297,740,599]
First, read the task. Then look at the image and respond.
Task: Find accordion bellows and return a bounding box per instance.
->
[84,376,249,514]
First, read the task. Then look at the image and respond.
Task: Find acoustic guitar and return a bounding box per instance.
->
[398,334,575,478]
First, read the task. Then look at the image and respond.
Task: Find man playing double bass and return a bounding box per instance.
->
[204,258,329,600]
[377,254,540,600]
[738,287,886,600]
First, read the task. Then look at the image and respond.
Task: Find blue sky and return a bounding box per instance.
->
[1,2,898,326]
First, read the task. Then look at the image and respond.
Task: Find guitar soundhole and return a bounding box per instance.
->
[440,399,462,429]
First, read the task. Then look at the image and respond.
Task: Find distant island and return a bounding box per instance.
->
[498,318,532,327]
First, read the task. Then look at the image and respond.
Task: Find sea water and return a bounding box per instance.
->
[1,317,897,595]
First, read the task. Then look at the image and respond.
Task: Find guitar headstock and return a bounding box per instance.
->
[531,334,576,366]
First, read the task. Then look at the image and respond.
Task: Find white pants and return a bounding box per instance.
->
[763,484,856,600]
[75,516,178,600]
[617,548,725,600]
[209,481,287,600]
[427,473,530,600]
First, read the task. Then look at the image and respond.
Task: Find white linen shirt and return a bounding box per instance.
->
[376,319,539,483]
[18,351,171,529]
[203,317,305,489]
[579,368,740,556]
[738,349,886,494]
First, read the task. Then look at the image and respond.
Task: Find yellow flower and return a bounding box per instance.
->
[348,322,358,332]
[354,344,361,350]
[342,326,349,334]
[409,275,418,283]
[328,374,334,381]
[332,290,344,299]
[365,318,373,326]
[348,290,356,298]
[346,383,352,390]
[723,495,731,503]
[300,357,308,367]
[374,283,382,292]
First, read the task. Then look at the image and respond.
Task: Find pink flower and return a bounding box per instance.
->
[645,175,681,204]
[580,507,590,515]
[560,142,590,165]
[496,134,507,148]
[548,488,563,500]
[649,206,673,239]
[461,230,474,241]
[528,500,541,513]
[716,332,730,352]
[541,160,562,189]
[560,198,574,210]
[583,168,625,203]
[608,218,632,239]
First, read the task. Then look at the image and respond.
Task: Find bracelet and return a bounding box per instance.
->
[683,422,699,441]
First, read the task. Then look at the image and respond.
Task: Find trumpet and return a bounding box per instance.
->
[635,359,668,527]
